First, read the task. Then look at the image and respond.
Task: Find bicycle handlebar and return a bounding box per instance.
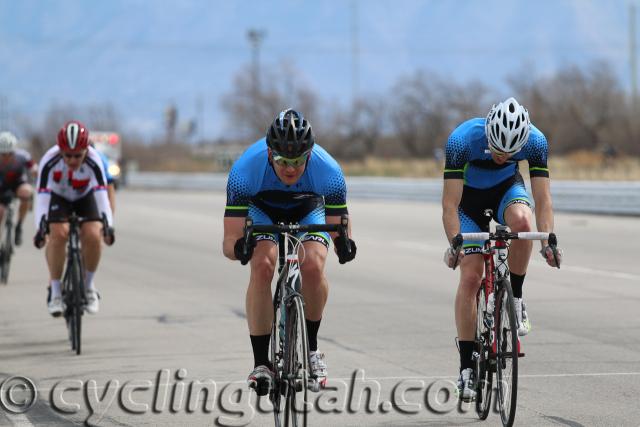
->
[450,230,560,269]
[242,215,350,259]
[458,231,553,242]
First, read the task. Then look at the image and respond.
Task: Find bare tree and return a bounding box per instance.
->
[221,63,319,143]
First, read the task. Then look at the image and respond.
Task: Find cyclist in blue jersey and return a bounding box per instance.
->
[222,109,357,395]
[441,98,563,401]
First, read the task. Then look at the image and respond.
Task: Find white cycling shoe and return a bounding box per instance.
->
[514,298,531,336]
[308,350,328,392]
[84,289,100,314]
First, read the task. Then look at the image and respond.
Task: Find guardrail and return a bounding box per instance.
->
[126,172,640,216]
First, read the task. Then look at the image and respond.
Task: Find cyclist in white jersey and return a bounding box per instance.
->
[33,121,114,316]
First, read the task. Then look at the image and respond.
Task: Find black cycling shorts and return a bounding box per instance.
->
[48,192,100,223]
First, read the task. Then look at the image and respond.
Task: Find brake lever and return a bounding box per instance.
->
[450,234,463,270]
[340,214,351,255]
[243,217,254,257]
[548,233,560,269]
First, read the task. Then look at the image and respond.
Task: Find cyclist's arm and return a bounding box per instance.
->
[34,151,55,229]
[442,178,463,244]
[87,149,113,227]
[223,217,244,260]
[530,176,554,248]
[107,183,116,214]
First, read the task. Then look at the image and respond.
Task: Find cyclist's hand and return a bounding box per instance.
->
[104,227,115,246]
[234,236,256,265]
[444,247,464,269]
[334,235,357,264]
[33,231,46,249]
[541,245,562,268]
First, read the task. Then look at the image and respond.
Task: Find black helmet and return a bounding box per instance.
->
[266,109,315,157]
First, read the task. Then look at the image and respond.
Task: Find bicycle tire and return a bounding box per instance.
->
[0,220,11,283]
[494,279,518,427]
[475,285,493,419]
[0,248,6,284]
[284,296,308,427]
[270,284,284,427]
[71,254,84,355]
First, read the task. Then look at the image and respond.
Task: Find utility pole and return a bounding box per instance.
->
[247,29,266,101]
[350,0,359,107]
[0,96,7,130]
[196,95,204,142]
[631,3,638,110]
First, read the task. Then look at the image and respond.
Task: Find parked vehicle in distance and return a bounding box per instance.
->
[89,131,125,188]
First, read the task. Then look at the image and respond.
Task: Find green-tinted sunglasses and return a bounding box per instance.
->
[272,152,310,167]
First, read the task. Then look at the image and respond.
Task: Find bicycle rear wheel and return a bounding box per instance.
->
[284,296,308,427]
[494,279,518,427]
[475,285,493,419]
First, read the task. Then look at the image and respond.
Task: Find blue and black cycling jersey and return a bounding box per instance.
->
[443,118,549,188]
[225,138,348,219]
[444,118,550,253]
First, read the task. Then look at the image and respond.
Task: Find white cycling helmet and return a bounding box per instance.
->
[485,97,531,154]
[0,132,17,154]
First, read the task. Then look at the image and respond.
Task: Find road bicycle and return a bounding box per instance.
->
[39,213,110,355]
[451,223,559,427]
[242,215,350,427]
[0,199,16,284]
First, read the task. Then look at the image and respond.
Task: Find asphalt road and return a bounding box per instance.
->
[0,189,639,426]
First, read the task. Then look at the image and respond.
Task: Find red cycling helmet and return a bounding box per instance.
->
[57,120,89,152]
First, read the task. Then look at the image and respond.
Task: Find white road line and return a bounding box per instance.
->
[392,240,640,281]
[174,371,640,385]
[6,413,35,427]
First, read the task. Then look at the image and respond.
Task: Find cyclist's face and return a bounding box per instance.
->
[489,147,512,165]
[269,149,308,185]
[0,153,14,164]
[62,150,87,170]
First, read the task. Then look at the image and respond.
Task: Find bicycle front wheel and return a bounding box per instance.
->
[270,295,284,427]
[494,279,518,427]
[70,255,84,355]
[475,285,493,419]
[284,296,309,427]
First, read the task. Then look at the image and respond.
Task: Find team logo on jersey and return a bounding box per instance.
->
[71,178,90,190]
[53,170,62,183]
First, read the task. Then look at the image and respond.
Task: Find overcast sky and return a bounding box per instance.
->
[0,0,634,139]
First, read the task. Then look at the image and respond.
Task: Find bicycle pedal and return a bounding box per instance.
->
[249,380,271,397]
[518,352,525,357]
[307,380,320,393]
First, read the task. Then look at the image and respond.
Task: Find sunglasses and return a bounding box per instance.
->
[272,152,309,167]
[488,145,512,159]
[63,153,84,159]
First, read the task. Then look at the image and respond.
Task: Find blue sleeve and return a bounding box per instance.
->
[314,151,348,216]
[524,127,549,178]
[225,159,252,217]
[99,151,114,184]
[444,127,471,180]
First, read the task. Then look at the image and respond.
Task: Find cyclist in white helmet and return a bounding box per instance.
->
[441,97,562,401]
[0,132,36,246]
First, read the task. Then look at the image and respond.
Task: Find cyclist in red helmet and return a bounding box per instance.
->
[34,121,115,316]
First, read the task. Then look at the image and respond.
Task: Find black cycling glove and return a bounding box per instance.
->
[234,236,256,265]
[333,235,357,264]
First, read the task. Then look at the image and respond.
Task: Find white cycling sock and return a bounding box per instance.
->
[51,280,62,298]
[85,271,95,291]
